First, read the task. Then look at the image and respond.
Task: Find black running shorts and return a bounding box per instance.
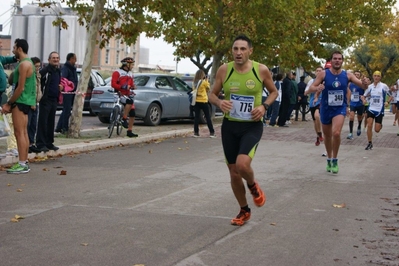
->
[221,118,263,164]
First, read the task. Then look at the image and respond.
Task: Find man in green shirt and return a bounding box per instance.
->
[1,39,36,174]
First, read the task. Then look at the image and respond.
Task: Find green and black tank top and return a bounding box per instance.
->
[223,61,263,122]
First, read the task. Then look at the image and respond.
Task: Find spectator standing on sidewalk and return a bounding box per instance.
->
[277,72,292,127]
[361,71,392,150]
[0,53,18,159]
[27,57,42,153]
[1,39,36,174]
[390,82,398,126]
[31,51,63,153]
[192,69,215,138]
[308,51,368,174]
[55,53,78,134]
[296,75,308,121]
[287,72,298,123]
[305,66,324,146]
[268,73,283,127]
[209,34,278,226]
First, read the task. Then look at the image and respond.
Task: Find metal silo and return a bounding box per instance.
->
[75,23,87,66]
[59,15,77,62]
[22,4,40,15]
[42,16,60,60]
[11,15,28,52]
[27,15,44,60]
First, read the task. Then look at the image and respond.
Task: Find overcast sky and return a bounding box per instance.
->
[0,0,199,74]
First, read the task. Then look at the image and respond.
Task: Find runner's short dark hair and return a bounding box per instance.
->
[233,34,253,48]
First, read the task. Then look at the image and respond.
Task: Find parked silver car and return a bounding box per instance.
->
[90,73,214,126]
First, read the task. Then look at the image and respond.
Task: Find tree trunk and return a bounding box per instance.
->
[68,0,106,138]
[209,52,224,85]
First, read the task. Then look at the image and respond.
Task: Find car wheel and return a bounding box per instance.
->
[98,116,110,124]
[89,108,97,116]
[144,103,162,126]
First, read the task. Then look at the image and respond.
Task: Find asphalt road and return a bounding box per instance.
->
[0,115,398,266]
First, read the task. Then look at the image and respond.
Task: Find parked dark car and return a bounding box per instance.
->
[75,68,106,114]
[90,73,215,126]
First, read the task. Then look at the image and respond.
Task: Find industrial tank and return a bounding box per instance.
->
[26,15,44,59]
[59,15,77,62]
[74,22,87,65]
[22,4,40,15]
[42,16,60,58]
[10,15,27,51]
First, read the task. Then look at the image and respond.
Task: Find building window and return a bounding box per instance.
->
[105,49,109,64]
[116,51,119,64]
[116,39,120,49]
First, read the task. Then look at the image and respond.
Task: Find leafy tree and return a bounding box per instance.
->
[39,0,158,137]
[345,12,399,85]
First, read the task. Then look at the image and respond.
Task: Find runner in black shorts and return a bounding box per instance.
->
[362,71,392,150]
[221,119,263,164]
[209,35,278,226]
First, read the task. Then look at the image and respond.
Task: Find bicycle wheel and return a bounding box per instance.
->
[116,118,123,135]
[300,102,310,114]
[108,105,120,138]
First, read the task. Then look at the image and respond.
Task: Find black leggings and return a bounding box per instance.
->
[193,102,214,135]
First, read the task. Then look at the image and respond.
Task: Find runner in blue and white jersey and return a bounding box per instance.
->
[361,71,392,150]
[308,51,368,174]
[347,70,365,139]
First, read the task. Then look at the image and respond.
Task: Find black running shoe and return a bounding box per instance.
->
[365,143,373,150]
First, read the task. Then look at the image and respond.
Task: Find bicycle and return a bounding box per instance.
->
[299,100,310,115]
[108,89,136,138]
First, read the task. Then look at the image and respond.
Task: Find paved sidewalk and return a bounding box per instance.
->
[1,112,398,167]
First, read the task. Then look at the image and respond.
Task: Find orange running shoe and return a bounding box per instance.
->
[249,182,266,207]
[231,209,251,226]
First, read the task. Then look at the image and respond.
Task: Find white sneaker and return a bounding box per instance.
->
[6,148,19,157]
[209,134,216,138]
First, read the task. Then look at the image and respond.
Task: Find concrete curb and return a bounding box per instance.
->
[0,128,193,166]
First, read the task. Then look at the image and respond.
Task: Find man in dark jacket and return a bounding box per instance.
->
[277,72,292,127]
[295,75,308,121]
[55,53,78,134]
[31,51,62,153]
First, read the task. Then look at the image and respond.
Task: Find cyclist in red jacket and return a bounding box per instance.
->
[111,57,138,137]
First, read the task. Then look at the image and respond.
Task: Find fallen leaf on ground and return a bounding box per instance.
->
[11,215,24,222]
[58,170,67,175]
[43,168,49,171]
[333,203,346,208]
[81,243,89,246]
[270,223,277,226]
[7,183,12,186]
[148,149,152,154]
[16,189,23,192]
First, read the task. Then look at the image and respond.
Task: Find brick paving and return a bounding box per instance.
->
[261,113,399,149]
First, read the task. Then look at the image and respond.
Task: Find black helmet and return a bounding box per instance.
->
[121,57,135,65]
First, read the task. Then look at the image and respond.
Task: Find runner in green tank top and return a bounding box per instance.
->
[1,39,36,174]
[209,35,278,226]
[223,61,264,122]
